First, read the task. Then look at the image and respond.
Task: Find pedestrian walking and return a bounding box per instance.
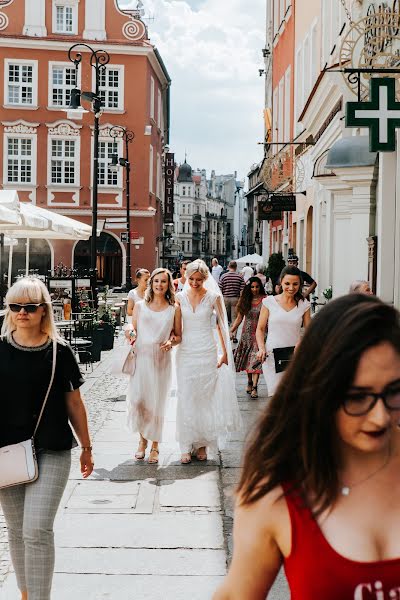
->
[241,262,254,283]
[211,257,224,282]
[254,264,267,288]
[349,280,373,295]
[287,254,317,298]
[230,277,265,399]
[126,268,150,322]
[214,294,400,599]
[175,260,241,464]
[173,260,190,292]
[0,277,93,600]
[219,260,245,324]
[125,268,181,464]
[256,266,311,397]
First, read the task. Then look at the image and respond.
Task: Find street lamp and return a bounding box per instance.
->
[108,126,135,290]
[66,43,110,304]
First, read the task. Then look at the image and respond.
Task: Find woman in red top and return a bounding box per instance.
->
[214,294,400,600]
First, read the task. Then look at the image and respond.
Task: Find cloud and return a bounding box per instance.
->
[119,0,265,180]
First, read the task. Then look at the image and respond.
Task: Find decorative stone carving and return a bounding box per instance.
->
[3,121,39,134]
[122,18,146,41]
[97,123,124,138]
[47,121,81,137]
[0,12,9,30]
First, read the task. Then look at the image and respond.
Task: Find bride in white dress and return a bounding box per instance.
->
[175,260,242,464]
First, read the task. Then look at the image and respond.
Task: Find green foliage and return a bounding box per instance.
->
[266,252,286,284]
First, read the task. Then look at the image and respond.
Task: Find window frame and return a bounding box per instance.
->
[48,135,80,187]
[3,132,37,187]
[52,1,78,35]
[4,59,38,109]
[149,144,154,194]
[150,75,155,121]
[48,61,80,109]
[95,65,125,112]
[97,138,123,189]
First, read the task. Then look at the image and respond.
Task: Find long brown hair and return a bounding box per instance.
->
[236,277,265,316]
[238,294,400,515]
[145,268,175,305]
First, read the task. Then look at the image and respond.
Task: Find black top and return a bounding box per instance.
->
[299,270,315,286]
[0,337,84,450]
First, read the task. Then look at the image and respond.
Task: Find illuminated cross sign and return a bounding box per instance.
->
[346,78,400,152]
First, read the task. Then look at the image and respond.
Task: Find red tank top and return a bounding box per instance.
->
[283,487,400,599]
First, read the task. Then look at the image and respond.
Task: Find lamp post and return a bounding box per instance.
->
[66,43,110,304]
[108,126,135,290]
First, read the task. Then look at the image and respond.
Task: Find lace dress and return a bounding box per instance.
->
[126,301,175,441]
[262,295,310,396]
[176,290,241,454]
[234,298,264,374]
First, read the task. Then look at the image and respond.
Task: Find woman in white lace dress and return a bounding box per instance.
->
[175,260,242,464]
[126,269,181,464]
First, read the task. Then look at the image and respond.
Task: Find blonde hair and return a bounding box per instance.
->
[349,280,370,293]
[145,268,175,305]
[1,277,64,344]
[135,268,150,281]
[185,259,209,280]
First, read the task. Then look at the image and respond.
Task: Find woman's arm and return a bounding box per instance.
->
[214,297,228,368]
[213,493,284,600]
[66,389,94,479]
[126,297,135,317]
[303,308,311,328]
[161,306,183,351]
[255,305,269,362]
[125,303,139,341]
[230,311,244,336]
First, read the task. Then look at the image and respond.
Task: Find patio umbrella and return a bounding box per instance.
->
[236,253,263,265]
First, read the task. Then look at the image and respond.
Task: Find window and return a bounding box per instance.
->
[182,222,186,234]
[56,5,73,32]
[149,144,154,193]
[182,204,186,214]
[182,186,186,196]
[157,89,162,128]
[50,64,76,107]
[98,141,118,186]
[99,67,124,110]
[6,137,33,183]
[6,61,37,106]
[51,139,76,184]
[150,76,155,120]
[188,222,190,234]
[284,67,291,143]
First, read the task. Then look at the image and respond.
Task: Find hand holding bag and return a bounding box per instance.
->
[0,340,57,490]
[273,346,295,373]
[111,341,136,377]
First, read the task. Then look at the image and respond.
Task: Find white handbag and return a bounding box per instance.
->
[0,340,57,490]
[111,342,136,377]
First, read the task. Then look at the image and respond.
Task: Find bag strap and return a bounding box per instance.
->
[33,340,57,438]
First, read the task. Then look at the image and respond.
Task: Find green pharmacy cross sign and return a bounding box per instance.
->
[346,78,400,152]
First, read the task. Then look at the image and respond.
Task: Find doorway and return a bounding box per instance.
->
[74,232,122,287]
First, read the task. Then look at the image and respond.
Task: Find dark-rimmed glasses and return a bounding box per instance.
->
[343,382,400,416]
[8,303,44,314]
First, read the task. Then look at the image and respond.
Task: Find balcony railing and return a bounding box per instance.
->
[193,213,202,222]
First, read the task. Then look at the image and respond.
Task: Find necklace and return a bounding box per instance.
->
[341,447,391,496]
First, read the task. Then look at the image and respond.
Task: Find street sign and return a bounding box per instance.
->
[257,200,282,221]
[346,78,400,152]
[120,232,128,243]
[104,222,127,230]
[164,153,175,224]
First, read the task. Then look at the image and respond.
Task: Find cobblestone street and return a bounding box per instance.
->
[0,341,289,599]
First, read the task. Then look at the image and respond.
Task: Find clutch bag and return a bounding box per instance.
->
[273,346,295,373]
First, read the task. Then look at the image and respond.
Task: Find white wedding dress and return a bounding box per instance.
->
[175,289,242,454]
[126,301,175,441]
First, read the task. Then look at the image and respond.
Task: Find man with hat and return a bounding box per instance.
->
[287,254,317,299]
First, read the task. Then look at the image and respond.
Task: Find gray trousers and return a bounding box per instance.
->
[0,449,71,600]
[224,296,239,324]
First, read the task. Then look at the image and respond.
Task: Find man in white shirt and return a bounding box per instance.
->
[241,263,254,283]
[211,258,223,282]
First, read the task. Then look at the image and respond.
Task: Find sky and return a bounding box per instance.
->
[120,0,266,182]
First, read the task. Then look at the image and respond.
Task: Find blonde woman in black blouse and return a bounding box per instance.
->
[0,277,93,600]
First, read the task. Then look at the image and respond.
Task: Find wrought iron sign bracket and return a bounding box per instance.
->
[326,67,400,102]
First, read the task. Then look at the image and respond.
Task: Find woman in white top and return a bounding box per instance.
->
[126,269,150,321]
[256,266,311,397]
[175,260,242,464]
[126,269,182,464]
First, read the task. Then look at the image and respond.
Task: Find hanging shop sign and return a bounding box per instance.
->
[164,153,175,224]
[257,197,282,221]
[346,77,400,151]
[340,6,400,100]
[270,194,296,211]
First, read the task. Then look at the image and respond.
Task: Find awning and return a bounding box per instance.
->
[326,136,378,169]
[236,253,263,265]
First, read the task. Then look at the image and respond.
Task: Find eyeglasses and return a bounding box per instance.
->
[343,383,400,416]
[8,303,44,314]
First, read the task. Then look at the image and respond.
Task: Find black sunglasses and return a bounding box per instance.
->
[8,303,44,314]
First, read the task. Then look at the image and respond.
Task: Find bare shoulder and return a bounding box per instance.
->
[236,485,289,542]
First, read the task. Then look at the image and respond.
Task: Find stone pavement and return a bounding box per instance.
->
[0,341,289,600]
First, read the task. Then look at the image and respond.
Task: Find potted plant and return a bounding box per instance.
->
[98,311,116,351]
[322,285,333,302]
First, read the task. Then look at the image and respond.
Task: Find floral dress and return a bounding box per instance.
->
[234,298,264,374]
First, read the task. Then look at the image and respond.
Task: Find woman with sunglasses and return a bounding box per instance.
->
[0,277,93,600]
[214,294,400,599]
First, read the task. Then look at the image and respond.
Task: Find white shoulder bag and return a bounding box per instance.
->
[0,340,57,490]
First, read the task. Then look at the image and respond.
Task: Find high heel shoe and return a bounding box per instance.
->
[135,440,148,460]
[148,447,159,464]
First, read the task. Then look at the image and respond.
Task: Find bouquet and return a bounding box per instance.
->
[322,285,332,301]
